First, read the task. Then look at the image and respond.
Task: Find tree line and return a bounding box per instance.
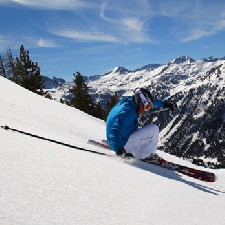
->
[0,45,119,120]
[66,71,119,120]
[0,45,45,96]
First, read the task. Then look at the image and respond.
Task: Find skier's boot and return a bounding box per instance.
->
[143,153,161,164]
[122,152,134,159]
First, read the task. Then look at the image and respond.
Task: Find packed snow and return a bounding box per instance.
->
[1,76,225,225]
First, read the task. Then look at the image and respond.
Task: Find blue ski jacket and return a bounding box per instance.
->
[106,96,165,152]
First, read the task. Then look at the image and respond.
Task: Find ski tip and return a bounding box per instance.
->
[202,172,217,182]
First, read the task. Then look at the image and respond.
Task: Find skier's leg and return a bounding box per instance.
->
[124,124,159,159]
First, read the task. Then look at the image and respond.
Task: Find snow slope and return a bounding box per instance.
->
[1,76,225,225]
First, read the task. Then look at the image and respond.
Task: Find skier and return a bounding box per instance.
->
[106,88,177,161]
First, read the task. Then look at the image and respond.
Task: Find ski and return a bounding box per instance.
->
[141,158,216,182]
[88,139,216,182]
[88,139,111,150]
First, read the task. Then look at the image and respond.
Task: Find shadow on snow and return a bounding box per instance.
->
[127,159,224,196]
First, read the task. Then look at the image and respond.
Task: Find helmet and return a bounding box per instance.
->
[133,88,153,111]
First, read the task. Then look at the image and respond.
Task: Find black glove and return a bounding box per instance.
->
[164,101,178,110]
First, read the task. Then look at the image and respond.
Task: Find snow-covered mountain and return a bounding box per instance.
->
[42,76,66,89]
[46,56,224,102]
[1,75,225,225]
[44,56,225,163]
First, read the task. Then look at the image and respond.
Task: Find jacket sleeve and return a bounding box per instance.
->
[153,99,165,107]
[108,115,124,151]
[108,111,134,151]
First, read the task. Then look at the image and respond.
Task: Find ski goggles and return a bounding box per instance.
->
[135,88,151,111]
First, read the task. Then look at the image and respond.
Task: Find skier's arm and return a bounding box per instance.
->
[153,99,165,107]
[153,99,178,110]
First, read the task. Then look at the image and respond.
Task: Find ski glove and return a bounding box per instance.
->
[164,101,178,110]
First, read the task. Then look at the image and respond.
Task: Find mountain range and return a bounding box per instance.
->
[43,56,225,163]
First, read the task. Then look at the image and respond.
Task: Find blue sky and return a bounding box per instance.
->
[0,0,225,81]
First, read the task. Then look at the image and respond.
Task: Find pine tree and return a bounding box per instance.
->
[106,92,120,116]
[68,71,106,119]
[14,45,45,95]
[94,102,106,120]
[69,71,96,115]
[0,54,6,78]
[6,47,16,80]
[0,47,16,80]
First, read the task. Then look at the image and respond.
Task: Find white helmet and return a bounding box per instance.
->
[133,88,153,111]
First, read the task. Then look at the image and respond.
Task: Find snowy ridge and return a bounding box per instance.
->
[44,56,224,101]
[86,56,224,97]
[1,76,225,225]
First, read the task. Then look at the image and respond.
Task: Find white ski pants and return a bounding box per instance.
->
[124,124,159,159]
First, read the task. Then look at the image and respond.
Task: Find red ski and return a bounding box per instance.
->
[88,139,216,182]
[141,158,216,182]
[88,139,111,149]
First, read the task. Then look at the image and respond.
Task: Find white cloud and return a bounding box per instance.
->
[99,0,152,43]
[100,0,147,30]
[142,0,225,42]
[182,18,225,42]
[37,38,57,48]
[217,19,225,30]
[50,25,152,44]
[120,18,144,32]
[50,29,119,43]
[182,29,212,42]
[2,0,93,10]
[3,0,224,44]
